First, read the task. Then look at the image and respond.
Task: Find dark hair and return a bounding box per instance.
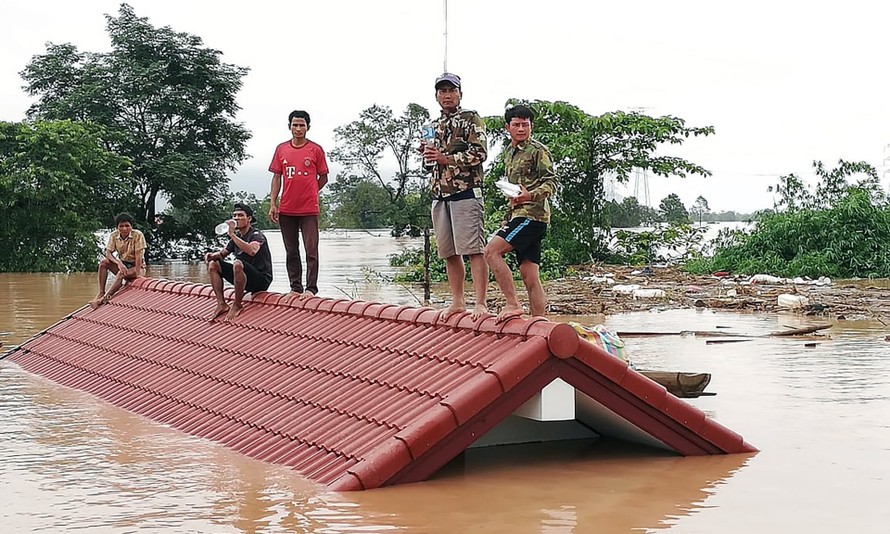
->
[288,110,311,128]
[114,212,134,226]
[505,105,534,124]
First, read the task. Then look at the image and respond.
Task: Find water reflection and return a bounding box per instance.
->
[352,440,752,533]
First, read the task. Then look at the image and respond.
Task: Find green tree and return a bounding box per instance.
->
[687,160,890,278]
[485,100,713,263]
[329,103,431,236]
[690,195,710,225]
[324,174,394,228]
[608,196,644,227]
[659,193,690,224]
[20,3,251,255]
[0,120,131,272]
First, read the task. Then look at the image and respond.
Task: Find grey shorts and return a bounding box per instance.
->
[431,197,485,258]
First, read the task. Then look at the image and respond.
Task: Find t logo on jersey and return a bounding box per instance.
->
[285,166,296,179]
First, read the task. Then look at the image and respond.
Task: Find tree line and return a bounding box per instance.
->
[3,3,886,280]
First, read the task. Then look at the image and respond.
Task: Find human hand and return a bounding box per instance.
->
[269,205,279,224]
[510,184,532,207]
[423,145,444,165]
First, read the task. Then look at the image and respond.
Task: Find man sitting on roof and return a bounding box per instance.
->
[90,212,146,309]
[204,203,274,321]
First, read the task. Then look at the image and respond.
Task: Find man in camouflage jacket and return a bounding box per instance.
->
[423,73,489,320]
[484,104,557,321]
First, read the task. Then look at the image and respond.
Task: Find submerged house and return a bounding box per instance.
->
[4,278,755,490]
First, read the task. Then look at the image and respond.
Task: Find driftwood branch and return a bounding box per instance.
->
[769,324,832,337]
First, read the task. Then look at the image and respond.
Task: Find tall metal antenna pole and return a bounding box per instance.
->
[443,0,449,72]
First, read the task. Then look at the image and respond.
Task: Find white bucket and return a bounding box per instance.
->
[777,294,807,308]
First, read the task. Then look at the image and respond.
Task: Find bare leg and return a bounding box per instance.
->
[207,260,229,318]
[440,255,467,319]
[102,271,128,303]
[468,253,489,319]
[90,259,117,309]
[520,261,547,317]
[225,260,246,321]
[484,237,524,322]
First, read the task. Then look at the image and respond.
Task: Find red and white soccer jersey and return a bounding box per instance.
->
[269,140,329,216]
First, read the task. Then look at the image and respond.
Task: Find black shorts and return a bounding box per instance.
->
[218,260,272,293]
[495,217,548,265]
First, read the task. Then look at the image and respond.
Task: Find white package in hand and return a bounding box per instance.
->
[214,222,232,235]
[495,180,521,198]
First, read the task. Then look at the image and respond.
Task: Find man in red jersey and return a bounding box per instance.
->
[268,110,329,298]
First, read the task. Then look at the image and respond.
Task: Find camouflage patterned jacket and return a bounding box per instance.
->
[428,107,488,199]
[503,138,557,224]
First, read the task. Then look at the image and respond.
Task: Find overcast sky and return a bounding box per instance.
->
[3,1,889,213]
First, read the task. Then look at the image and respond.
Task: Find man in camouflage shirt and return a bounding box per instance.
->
[484,105,557,321]
[423,72,489,320]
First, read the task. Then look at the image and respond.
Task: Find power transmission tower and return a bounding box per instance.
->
[628,106,652,206]
[633,168,651,206]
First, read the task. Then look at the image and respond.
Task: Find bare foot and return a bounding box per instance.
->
[470,303,489,320]
[212,303,230,318]
[224,304,242,321]
[496,307,525,323]
[89,298,104,310]
[284,291,302,300]
[299,291,316,300]
[439,304,466,321]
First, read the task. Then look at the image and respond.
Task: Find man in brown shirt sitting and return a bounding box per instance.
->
[90,212,146,309]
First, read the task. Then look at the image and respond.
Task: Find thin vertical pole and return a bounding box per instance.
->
[443,0,448,72]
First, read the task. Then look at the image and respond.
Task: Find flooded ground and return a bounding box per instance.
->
[2,232,889,533]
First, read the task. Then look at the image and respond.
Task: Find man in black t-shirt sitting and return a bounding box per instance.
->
[204,203,274,321]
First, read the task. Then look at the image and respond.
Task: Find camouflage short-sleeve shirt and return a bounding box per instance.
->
[428,108,488,198]
[503,139,557,223]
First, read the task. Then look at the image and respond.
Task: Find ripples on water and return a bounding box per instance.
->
[2,231,890,532]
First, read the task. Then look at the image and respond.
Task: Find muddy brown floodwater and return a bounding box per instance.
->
[2,231,889,533]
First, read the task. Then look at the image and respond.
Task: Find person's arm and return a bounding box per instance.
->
[528,147,557,203]
[317,146,330,190]
[227,228,261,257]
[445,113,488,167]
[269,173,282,224]
[204,246,231,263]
[510,146,557,208]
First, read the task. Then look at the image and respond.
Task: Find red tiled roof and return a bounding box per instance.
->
[5,278,755,490]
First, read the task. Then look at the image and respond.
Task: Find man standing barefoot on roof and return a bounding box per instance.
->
[423,73,489,320]
[268,110,329,299]
[484,105,557,322]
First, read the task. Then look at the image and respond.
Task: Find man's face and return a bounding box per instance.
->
[506,117,532,144]
[435,84,461,112]
[232,210,250,229]
[116,221,132,238]
[290,118,309,140]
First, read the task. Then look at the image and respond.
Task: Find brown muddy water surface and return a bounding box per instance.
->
[2,231,889,533]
